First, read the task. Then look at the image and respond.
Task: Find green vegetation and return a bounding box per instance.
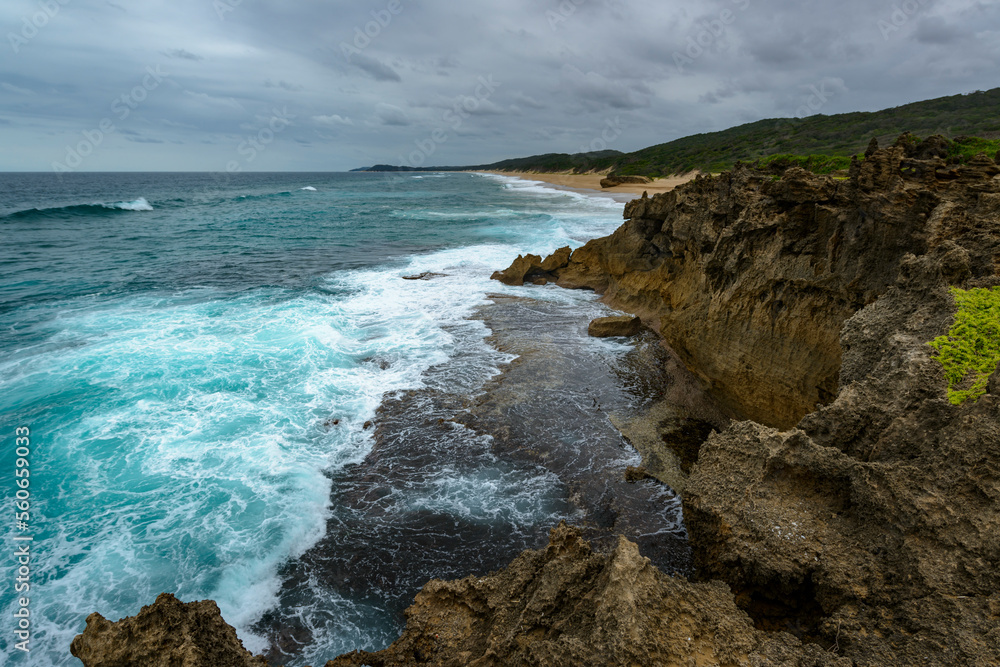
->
[928,287,1000,405]
[753,153,853,175]
[947,135,1000,162]
[357,87,1000,177]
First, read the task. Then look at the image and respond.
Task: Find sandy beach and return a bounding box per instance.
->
[479,171,699,199]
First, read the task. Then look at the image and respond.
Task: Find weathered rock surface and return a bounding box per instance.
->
[70,593,269,667]
[601,175,653,188]
[489,246,571,286]
[506,135,1000,428]
[587,315,642,337]
[684,251,1000,666]
[326,523,848,667]
[486,134,1000,666]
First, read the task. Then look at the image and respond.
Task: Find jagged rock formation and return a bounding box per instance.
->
[485,135,1000,665]
[587,315,642,337]
[70,593,269,667]
[489,246,571,286]
[327,523,848,667]
[529,136,999,428]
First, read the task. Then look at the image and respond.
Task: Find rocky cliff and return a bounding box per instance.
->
[486,134,1000,665]
[501,134,999,428]
[71,137,1000,666]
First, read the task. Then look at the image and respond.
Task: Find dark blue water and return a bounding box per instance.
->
[0,171,628,665]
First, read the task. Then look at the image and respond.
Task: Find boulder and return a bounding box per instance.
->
[588,315,642,337]
[70,593,268,667]
[600,175,653,188]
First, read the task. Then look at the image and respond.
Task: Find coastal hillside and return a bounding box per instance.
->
[357,87,1000,177]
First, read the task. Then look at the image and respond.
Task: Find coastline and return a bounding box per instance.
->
[476,170,699,200]
[69,142,1000,667]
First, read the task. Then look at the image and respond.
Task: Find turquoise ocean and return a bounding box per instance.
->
[0,171,633,665]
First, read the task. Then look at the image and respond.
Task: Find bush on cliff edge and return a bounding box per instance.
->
[929,286,1000,404]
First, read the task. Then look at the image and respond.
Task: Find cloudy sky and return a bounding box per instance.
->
[1,0,997,171]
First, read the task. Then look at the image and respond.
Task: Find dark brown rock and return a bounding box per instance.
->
[601,175,653,188]
[587,315,642,337]
[624,465,649,482]
[70,593,269,667]
[539,245,571,272]
[990,361,1000,395]
[490,253,544,286]
[326,523,846,667]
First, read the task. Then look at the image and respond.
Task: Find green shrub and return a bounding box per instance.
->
[928,287,1000,405]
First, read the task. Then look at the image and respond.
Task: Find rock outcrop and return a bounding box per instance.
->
[587,315,642,337]
[600,175,653,188]
[327,523,848,667]
[510,135,1000,429]
[484,135,1000,665]
[490,246,571,286]
[70,593,269,667]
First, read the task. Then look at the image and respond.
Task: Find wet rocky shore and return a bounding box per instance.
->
[72,135,1000,667]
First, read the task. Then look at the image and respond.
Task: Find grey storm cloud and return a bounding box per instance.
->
[0,0,997,171]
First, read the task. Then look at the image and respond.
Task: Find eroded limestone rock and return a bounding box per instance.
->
[70,593,268,667]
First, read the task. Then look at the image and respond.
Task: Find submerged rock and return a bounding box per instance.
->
[70,593,268,667]
[587,315,642,337]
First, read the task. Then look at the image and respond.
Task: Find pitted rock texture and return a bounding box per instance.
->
[683,252,1000,666]
[587,315,642,337]
[70,593,269,667]
[326,523,848,667]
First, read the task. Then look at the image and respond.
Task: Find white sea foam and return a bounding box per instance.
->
[300,186,317,191]
[104,197,154,211]
[0,175,630,666]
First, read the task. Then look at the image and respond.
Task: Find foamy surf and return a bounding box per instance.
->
[0,170,629,666]
[104,197,153,211]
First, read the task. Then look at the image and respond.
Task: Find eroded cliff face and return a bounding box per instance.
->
[533,136,1000,428]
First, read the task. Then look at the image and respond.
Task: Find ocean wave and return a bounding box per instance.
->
[1,197,154,221]
[301,186,317,191]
